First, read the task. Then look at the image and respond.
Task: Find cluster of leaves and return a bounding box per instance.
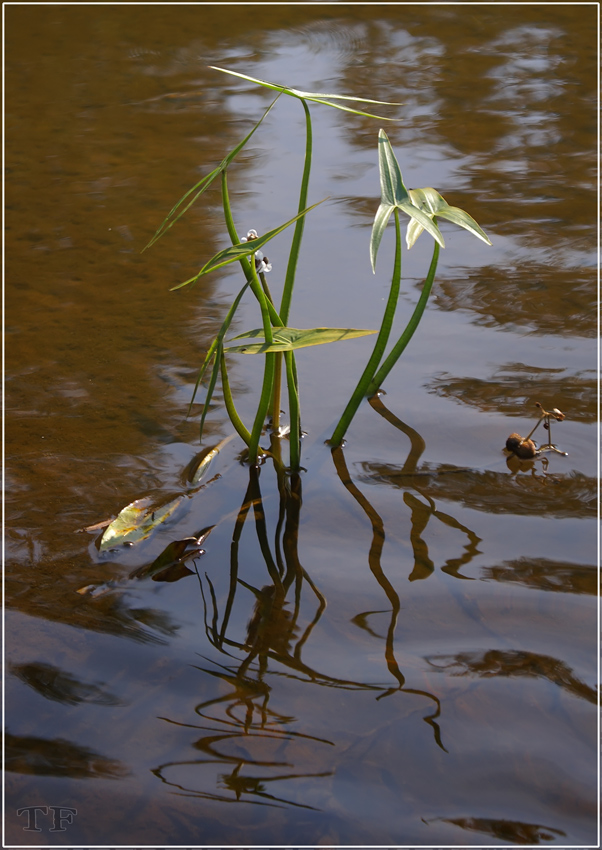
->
[146,67,492,464]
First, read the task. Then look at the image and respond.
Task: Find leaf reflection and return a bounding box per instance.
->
[10,662,125,707]
[432,815,566,844]
[426,649,597,704]
[483,557,597,596]
[5,731,128,779]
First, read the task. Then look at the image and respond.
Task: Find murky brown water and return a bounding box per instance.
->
[5,4,598,846]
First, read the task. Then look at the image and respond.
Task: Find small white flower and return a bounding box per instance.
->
[255,254,272,274]
[241,229,272,273]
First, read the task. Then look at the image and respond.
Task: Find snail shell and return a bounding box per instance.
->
[505,433,537,459]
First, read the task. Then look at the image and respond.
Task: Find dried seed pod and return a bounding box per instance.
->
[505,433,537,459]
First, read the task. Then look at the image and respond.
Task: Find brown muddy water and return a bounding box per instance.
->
[4,4,598,847]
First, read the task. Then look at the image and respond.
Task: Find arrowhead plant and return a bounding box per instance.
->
[330,131,491,446]
[145,70,491,463]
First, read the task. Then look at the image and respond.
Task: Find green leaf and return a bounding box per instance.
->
[210,66,402,120]
[406,187,492,249]
[398,198,446,249]
[224,326,377,353]
[99,495,184,551]
[370,202,395,273]
[171,200,326,290]
[378,129,409,207]
[370,131,445,270]
[144,95,281,251]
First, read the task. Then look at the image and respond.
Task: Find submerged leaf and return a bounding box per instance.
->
[224,326,377,353]
[188,434,235,485]
[129,526,215,580]
[99,495,184,552]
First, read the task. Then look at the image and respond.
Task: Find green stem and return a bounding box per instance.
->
[221,170,283,329]
[221,169,279,463]
[367,236,440,395]
[271,352,283,433]
[285,351,301,470]
[330,208,403,446]
[280,98,312,326]
[220,353,252,445]
[249,353,276,464]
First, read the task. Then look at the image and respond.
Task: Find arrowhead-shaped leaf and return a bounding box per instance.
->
[370,131,445,270]
[224,326,377,353]
[406,187,492,249]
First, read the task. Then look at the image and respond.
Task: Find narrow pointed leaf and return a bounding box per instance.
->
[210,66,402,119]
[174,200,325,288]
[433,206,492,245]
[378,129,409,206]
[224,326,377,353]
[370,202,395,272]
[300,97,400,120]
[144,96,280,251]
[405,217,424,250]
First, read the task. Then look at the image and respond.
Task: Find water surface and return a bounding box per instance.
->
[5,4,598,846]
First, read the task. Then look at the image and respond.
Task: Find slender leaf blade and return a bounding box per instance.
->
[398,199,445,248]
[210,66,402,105]
[378,129,408,206]
[370,202,395,272]
[178,200,326,286]
[144,96,280,251]
[434,206,492,245]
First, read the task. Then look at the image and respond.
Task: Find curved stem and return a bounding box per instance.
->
[329,207,403,446]
[220,353,251,446]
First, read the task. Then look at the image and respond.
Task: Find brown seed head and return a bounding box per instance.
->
[505,433,537,459]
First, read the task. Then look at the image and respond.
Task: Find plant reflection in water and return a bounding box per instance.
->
[152,412,477,806]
